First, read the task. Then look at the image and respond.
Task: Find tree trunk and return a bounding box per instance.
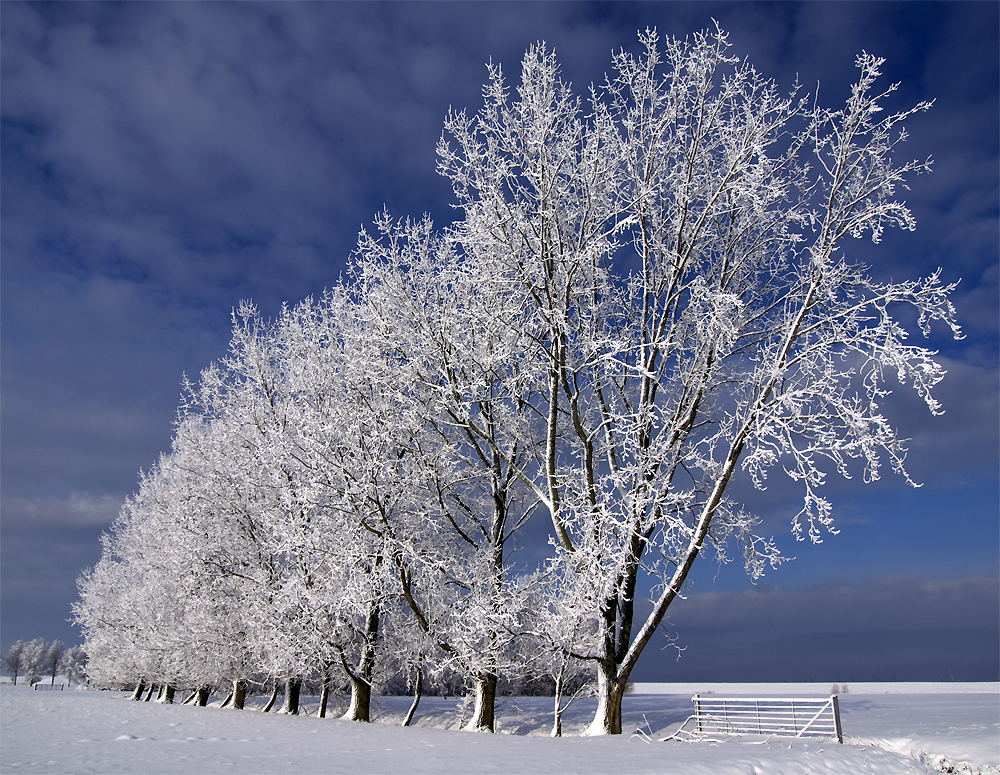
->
[339,598,380,722]
[402,665,422,727]
[318,664,333,719]
[463,673,497,732]
[144,683,156,702]
[219,690,233,708]
[195,686,211,706]
[159,685,175,704]
[180,689,197,705]
[282,678,301,715]
[130,681,146,701]
[318,682,330,719]
[342,676,372,722]
[584,659,625,736]
[262,680,279,713]
[551,672,564,737]
[231,679,247,710]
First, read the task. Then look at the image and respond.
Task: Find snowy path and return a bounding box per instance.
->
[2,685,996,774]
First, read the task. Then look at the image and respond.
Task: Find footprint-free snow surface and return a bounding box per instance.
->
[2,683,997,774]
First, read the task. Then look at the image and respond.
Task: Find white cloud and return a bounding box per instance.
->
[6,492,123,529]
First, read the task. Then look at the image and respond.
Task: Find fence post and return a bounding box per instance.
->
[832,695,843,744]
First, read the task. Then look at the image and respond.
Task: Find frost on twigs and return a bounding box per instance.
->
[74,25,959,738]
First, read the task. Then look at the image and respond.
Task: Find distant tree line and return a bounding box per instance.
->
[4,639,87,687]
[73,28,958,735]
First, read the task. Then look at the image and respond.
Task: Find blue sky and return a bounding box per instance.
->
[2,1,997,682]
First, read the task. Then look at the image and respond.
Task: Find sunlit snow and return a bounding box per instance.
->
[2,682,996,774]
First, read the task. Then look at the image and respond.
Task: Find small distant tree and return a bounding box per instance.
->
[5,641,25,685]
[525,569,599,737]
[44,640,66,685]
[20,639,48,686]
[59,646,88,687]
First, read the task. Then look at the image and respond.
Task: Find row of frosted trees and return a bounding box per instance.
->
[4,640,87,687]
[74,262,593,731]
[75,28,959,734]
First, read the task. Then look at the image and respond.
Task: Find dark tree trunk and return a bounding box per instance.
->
[231,679,247,710]
[131,681,146,701]
[463,673,498,732]
[583,589,630,735]
[584,656,627,736]
[262,680,279,713]
[342,676,372,722]
[318,663,333,719]
[340,599,380,723]
[195,686,211,706]
[551,672,564,737]
[282,678,301,715]
[402,665,423,727]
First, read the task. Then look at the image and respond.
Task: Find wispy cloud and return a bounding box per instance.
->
[5,492,124,529]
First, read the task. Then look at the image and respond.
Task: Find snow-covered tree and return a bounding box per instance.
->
[59,646,88,687]
[72,25,960,739]
[75,406,276,704]
[20,638,48,686]
[269,295,402,722]
[42,640,65,686]
[4,641,25,685]
[521,567,599,736]
[182,296,410,721]
[438,28,960,733]
[352,215,546,730]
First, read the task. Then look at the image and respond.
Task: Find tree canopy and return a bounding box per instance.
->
[75,27,959,735]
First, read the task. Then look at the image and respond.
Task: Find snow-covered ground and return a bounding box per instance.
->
[2,683,996,774]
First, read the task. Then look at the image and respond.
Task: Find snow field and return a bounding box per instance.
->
[1,684,996,774]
